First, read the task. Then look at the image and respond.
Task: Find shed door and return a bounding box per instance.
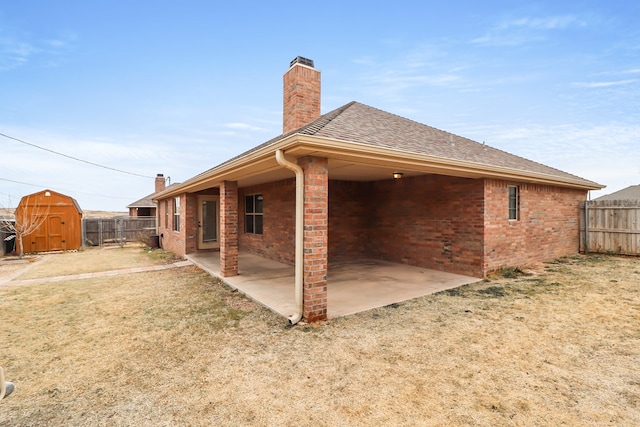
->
[32,215,48,252]
[48,215,64,251]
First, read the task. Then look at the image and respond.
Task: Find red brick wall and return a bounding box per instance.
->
[155,188,224,258]
[239,179,296,265]
[220,181,239,277]
[157,193,187,257]
[328,180,370,262]
[241,175,486,278]
[184,193,199,254]
[283,63,321,134]
[366,175,486,277]
[157,174,586,283]
[483,179,586,273]
[155,174,166,193]
[299,156,328,322]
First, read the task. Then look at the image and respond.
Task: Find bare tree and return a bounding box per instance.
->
[0,193,51,257]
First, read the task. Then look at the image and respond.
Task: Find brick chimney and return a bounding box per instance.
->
[155,173,166,193]
[283,56,321,134]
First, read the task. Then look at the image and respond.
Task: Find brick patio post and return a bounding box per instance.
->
[220,180,238,277]
[298,156,328,322]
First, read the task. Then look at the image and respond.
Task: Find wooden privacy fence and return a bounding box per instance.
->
[83,216,156,247]
[580,200,640,255]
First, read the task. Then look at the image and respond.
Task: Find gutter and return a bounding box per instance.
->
[275,149,304,325]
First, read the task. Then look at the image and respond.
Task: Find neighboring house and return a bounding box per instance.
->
[0,214,16,254]
[127,174,167,217]
[594,184,640,201]
[154,56,603,322]
[14,189,83,252]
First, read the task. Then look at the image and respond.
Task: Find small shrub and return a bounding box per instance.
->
[490,266,532,279]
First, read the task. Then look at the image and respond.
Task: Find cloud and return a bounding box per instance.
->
[347,49,469,104]
[0,29,76,71]
[472,14,584,47]
[470,33,545,46]
[498,15,582,31]
[572,79,637,88]
[0,37,35,70]
[224,122,264,131]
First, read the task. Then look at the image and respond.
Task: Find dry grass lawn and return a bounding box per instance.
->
[9,245,178,280]
[0,248,638,426]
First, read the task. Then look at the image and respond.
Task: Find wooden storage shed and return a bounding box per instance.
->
[15,189,83,253]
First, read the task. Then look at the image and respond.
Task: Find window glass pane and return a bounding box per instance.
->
[245,195,254,214]
[508,186,518,220]
[255,195,263,213]
[245,214,254,233]
[255,215,263,234]
[203,201,217,242]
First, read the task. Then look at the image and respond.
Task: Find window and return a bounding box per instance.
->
[245,194,263,234]
[508,186,519,220]
[173,197,181,231]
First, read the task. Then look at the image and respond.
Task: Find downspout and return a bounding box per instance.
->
[275,149,304,325]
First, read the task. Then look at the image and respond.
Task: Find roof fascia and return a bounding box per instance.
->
[155,133,602,200]
[154,135,301,200]
[289,135,604,190]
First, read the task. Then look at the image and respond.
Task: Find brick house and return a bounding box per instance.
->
[154,56,602,322]
[127,174,168,217]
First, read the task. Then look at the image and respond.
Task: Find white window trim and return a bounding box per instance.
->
[508,185,519,221]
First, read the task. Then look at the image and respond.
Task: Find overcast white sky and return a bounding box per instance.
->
[1,1,638,211]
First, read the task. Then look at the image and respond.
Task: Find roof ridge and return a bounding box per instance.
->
[195,101,360,175]
[296,101,357,136]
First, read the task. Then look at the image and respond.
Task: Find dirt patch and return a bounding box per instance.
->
[0,252,638,426]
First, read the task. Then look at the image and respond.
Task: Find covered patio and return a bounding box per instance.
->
[187,252,479,319]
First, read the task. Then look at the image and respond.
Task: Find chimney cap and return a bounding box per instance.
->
[156,173,164,177]
[290,56,314,68]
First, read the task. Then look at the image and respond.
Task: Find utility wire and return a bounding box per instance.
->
[0,131,155,179]
[0,177,134,200]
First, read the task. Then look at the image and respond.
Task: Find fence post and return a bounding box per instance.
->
[118,217,124,246]
[584,200,589,254]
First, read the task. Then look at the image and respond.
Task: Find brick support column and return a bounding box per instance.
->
[299,156,328,322]
[220,181,239,277]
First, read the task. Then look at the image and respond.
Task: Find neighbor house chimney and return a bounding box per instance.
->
[283,56,321,134]
[155,173,166,193]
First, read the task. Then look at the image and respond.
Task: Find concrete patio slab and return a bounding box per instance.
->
[187,252,480,320]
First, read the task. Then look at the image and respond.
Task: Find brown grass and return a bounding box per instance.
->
[0,251,638,426]
[11,246,177,280]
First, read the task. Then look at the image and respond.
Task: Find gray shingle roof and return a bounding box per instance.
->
[594,184,640,201]
[302,102,596,184]
[179,101,601,190]
[220,101,597,186]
